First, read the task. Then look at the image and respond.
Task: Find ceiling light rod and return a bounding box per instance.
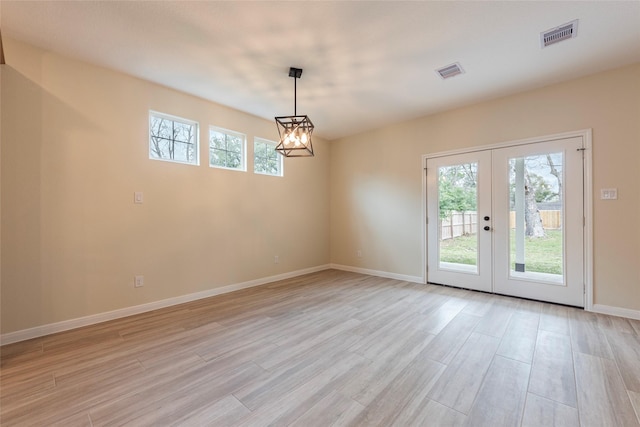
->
[274,67,314,157]
[290,67,302,115]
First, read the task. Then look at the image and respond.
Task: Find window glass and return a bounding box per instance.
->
[209,127,246,171]
[254,138,283,176]
[149,112,199,165]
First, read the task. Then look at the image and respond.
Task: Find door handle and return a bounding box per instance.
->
[484,226,491,231]
[484,216,490,221]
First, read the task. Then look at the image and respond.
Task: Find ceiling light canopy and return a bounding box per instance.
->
[275,67,314,157]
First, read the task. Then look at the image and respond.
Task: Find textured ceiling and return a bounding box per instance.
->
[2,1,640,140]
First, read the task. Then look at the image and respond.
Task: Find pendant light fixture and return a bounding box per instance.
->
[274,67,314,157]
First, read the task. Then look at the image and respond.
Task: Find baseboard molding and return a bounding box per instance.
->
[0,264,331,346]
[330,265,640,320]
[10,265,632,345]
[329,263,424,284]
[589,304,640,320]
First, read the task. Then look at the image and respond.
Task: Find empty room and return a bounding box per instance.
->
[1,1,640,426]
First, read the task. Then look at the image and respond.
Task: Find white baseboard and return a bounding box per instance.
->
[330,265,640,321]
[330,263,424,284]
[589,304,640,320]
[11,265,633,346]
[0,264,331,346]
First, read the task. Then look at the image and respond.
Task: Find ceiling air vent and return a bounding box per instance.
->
[436,62,464,80]
[541,19,579,48]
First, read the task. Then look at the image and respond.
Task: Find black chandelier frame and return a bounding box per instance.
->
[274,67,314,157]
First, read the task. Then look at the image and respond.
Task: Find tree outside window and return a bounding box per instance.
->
[254,138,282,176]
[210,127,245,171]
[149,112,198,165]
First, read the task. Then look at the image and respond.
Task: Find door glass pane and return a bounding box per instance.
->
[438,163,478,273]
[508,152,564,284]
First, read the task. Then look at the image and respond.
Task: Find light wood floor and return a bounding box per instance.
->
[1,270,639,426]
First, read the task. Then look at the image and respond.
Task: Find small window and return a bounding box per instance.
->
[149,111,199,165]
[254,138,283,176]
[209,126,246,171]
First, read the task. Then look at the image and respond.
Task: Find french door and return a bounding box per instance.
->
[426,137,585,306]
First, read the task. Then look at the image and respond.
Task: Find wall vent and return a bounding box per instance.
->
[436,62,464,80]
[541,19,579,48]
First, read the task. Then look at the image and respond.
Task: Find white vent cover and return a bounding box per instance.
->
[436,62,465,80]
[541,19,579,48]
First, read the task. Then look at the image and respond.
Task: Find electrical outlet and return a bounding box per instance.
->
[357,249,362,258]
[274,255,279,264]
[134,275,144,288]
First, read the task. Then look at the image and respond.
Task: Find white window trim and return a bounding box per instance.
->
[208,125,247,172]
[254,137,284,177]
[149,110,200,166]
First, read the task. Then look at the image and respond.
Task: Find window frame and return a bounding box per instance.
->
[208,126,247,172]
[148,111,200,166]
[253,137,284,177]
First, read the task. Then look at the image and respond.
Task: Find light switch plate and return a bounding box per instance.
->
[134,192,144,204]
[134,275,144,288]
[600,188,618,200]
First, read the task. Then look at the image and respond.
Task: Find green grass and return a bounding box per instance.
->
[439,234,478,266]
[439,229,562,275]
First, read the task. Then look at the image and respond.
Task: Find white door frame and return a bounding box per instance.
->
[421,129,593,310]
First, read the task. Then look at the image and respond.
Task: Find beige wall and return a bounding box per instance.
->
[2,37,639,337]
[1,39,330,334]
[331,63,640,312]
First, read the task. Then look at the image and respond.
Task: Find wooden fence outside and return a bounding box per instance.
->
[440,211,477,240]
[509,210,562,230]
[441,210,561,240]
